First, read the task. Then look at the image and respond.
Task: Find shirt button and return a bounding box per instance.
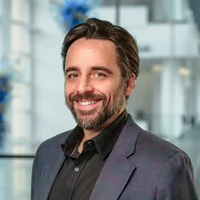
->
[74,167,79,172]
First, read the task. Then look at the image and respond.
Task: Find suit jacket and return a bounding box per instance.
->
[31,115,199,200]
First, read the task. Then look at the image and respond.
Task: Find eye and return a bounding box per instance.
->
[92,72,107,79]
[96,73,106,77]
[67,73,79,79]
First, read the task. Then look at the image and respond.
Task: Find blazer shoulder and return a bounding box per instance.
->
[34,130,73,156]
[43,130,72,145]
[135,129,188,163]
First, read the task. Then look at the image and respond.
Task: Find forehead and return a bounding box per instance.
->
[68,38,116,53]
[66,38,118,67]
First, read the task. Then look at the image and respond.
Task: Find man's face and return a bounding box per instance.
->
[65,38,132,130]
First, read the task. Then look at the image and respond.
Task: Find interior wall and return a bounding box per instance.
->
[128,68,153,116]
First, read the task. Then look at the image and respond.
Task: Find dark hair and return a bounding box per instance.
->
[61,18,140,79]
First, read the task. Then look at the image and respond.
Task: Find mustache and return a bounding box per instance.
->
[69,93,106,102]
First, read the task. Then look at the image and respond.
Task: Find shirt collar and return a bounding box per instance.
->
[62,110,128,160]
[61,125,84,157]
[92,110,128,159]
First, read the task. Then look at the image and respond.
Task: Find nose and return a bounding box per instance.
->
[77,76,94,94]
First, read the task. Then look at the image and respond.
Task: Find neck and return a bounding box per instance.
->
[83,107,126,140]
[82,129,102,141]
[78,106,126,153]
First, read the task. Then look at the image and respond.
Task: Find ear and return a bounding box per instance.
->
[124,74,136,97]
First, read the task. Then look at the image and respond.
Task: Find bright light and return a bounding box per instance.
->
[179,67,191,76]
[152,65,162,72]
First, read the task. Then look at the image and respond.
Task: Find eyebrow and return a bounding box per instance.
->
[65,67,79,75]
[65,66,113,75]
[91,66,113,74]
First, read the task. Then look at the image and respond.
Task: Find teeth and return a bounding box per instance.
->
[79,101,97,106]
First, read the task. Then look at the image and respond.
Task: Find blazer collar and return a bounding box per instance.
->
[113,114,141,158]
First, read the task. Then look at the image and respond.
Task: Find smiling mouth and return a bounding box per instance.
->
[78,101,99,106]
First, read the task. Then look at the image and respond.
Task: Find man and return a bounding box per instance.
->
[31,18,199,200]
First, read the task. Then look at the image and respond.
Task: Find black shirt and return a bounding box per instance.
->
[49,110,128,200]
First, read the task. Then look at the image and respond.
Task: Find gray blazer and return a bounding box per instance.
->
[31,115,199,200]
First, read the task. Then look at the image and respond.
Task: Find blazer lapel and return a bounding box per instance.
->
[36,150,66,200]
[43,154,65,200]
[90,116,141,200]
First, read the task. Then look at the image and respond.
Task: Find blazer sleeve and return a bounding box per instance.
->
[31,142,44,200]
[156,151,199,200]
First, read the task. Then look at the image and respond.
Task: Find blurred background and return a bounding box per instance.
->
[0,0,200,199]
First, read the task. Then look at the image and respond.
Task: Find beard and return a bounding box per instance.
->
[65,85,125,130]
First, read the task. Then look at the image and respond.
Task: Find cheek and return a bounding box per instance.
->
[96,78,119,90]
[96,83,122,101]
[94,83,111,96]
[65,82,75,96]
[65,90,73,104]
